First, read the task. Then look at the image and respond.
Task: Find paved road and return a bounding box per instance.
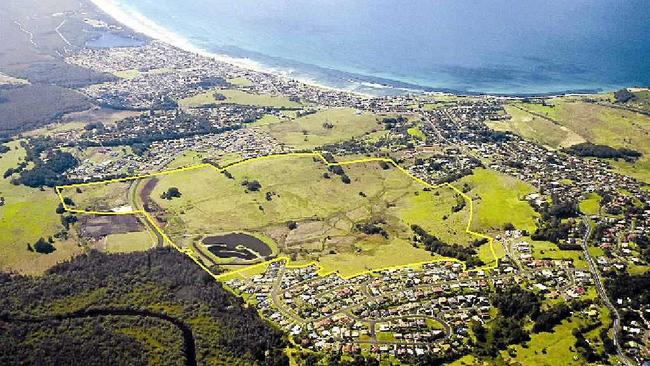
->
[579,215,632,366]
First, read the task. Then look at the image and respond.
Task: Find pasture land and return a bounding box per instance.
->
[459,168,539,233]
[498,98,650,183]
[179,88,301,109]
[489,105,585,148]
[262,108,383,149]
[502,307,612,366]
[0,140,82,273]
[141,154,476,274]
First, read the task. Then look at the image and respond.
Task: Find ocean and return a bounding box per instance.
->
[93,0,650,96]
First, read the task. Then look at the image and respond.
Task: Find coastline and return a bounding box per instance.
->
[87,0,627,98]
[86,0,390,97]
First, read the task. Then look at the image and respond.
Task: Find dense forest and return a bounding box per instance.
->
[0,85,92,134]
[531,196,580,244]
[0,249,288,366]
[9,137,79,187]
[564,142,641,161]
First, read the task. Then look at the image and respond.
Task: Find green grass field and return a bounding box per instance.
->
[579,192,602,215]
[502,306,612,366]
[459,168,539,233]
[166,150,242,170]
[478,240,506,267]
[179,88,301,108]
[488,105,585,148]
[143,155,477,275]
[0,140,82,274]
[262,108,383,149]
[112,69,141,79]
[502,316,582,366]
[531,239,587,269]
[104,231,154,253]
[250,114,283,126]
[227,77,254,86]
[407,127,426,140]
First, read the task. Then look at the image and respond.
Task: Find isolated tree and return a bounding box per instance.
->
[161,187,182,199]
[33,237,56,254]
[244,180,261,192]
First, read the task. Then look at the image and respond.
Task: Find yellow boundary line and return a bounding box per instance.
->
[55,152,500,283]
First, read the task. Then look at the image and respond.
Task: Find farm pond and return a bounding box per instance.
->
[202,233,272,260]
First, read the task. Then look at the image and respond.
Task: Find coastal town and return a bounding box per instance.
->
[1,10,649,366]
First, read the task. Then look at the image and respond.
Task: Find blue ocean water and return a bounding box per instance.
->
[112,0,650,95]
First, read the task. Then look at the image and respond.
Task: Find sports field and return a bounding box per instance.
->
[579,192,602,216]
[104,231,154,253]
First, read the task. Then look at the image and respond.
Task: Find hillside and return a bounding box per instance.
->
[488,95,650,183]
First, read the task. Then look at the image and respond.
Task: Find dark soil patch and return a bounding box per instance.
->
[79,215,143,239]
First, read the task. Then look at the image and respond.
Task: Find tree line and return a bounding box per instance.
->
[411,225,484,267]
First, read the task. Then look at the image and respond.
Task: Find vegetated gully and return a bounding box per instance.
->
[2,308,197,366]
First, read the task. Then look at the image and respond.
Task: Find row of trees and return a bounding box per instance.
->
[411,225,484,267]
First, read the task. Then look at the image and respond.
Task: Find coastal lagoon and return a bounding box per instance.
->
[95,0,649,95]
[86,31,147,49]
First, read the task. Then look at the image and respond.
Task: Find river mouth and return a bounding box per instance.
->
[202,233,272,260]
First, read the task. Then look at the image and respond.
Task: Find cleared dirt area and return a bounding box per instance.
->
[79,214,144,239]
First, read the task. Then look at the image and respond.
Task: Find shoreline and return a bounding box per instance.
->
[88,0,629,99]
[87,0,384,97]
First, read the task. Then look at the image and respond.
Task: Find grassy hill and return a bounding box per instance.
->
[261,108,384,149]
[488,96,650,183]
